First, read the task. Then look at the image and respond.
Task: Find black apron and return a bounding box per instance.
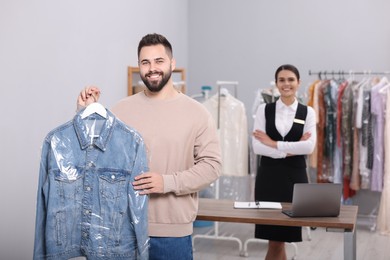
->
[254,102,309,242]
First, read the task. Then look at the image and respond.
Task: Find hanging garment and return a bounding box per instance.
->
[307,80,321,169]
[341,82,355,178]
[350,81,362,190]
[330,80,343,184]
[203,92,248,176]
[370,78,388,191]
[362,87,374,170]
[355,79,371,189]
[34,108,149,260]
[316,80,331,182]
[377,89,390,234]
[323,80,339,182]
[341,81,360,199]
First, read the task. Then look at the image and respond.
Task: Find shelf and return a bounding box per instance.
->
[127,66,186,95]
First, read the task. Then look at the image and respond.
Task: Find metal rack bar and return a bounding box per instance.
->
[308,70,390,79]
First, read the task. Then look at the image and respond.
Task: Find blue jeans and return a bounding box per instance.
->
[149,235,193,260]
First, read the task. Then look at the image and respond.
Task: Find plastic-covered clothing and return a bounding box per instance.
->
[377,87,390,234]
[203,92,248,176]
[370,78,387,191]
[34,107,149,260]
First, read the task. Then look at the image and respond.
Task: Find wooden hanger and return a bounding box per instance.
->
[81,102,107,119]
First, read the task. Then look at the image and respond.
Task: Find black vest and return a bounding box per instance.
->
[260,102,308,168]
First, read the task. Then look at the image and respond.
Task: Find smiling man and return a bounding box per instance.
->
[138,42,173,94]
[78,33,222,260]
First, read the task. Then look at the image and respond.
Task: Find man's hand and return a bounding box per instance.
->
[253,130,277,148]
[133,172,164,195]
[76,86,101,111]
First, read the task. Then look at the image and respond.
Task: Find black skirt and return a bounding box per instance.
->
[254,163,308,242]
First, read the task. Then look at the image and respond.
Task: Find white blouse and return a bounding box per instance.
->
[252,99,316,159]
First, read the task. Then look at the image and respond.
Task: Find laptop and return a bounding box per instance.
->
[282,183,342,218]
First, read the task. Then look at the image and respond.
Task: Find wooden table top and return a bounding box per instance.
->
[196,198,358,231]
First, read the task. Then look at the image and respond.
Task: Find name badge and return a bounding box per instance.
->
[293,118,305,125]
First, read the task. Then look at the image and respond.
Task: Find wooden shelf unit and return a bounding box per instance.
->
[127,66,186,95]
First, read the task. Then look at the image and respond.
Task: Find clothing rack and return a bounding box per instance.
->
[192,80,243,255]
[308,70,390,79]
[306,71,388,232]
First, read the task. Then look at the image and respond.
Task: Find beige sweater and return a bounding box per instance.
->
[112,92,221,237]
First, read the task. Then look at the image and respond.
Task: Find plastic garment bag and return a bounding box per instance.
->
[34,105,149,260]
[203,92,248,177]
[377,88,390,235]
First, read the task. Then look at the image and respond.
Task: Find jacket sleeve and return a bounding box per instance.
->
[129,138,149,260]
[33,140,50,260]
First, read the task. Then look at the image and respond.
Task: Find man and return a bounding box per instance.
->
[78,33,221,260]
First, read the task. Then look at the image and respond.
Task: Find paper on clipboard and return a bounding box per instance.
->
[234,201,282,209]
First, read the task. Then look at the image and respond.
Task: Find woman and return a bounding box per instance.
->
[252,64,316,260]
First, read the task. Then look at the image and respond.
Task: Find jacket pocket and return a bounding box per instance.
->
[53,168,84,202]
[98,169,128,199]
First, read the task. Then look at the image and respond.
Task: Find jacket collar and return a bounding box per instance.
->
[73,108,116,151]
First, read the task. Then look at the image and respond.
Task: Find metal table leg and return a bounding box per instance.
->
[344,229,356,260]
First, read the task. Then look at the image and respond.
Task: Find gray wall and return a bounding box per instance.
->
[0,1,188,259]
[188,0,390,130]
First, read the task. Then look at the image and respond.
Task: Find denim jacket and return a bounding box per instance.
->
[34,108,149,260]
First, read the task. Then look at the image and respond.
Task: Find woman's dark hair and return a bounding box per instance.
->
[137,33,173,59]
[274,64,300,82]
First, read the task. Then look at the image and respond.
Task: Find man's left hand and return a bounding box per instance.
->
[133,172,164,195]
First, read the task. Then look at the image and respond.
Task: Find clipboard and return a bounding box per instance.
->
[233,201,282,209]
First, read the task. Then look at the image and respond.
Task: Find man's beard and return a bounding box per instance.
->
[141,69,172,93]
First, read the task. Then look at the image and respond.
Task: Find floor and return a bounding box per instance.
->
[192,218,390,260]
[192,174,389,260]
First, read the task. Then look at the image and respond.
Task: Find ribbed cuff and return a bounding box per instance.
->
[162,175,175,193]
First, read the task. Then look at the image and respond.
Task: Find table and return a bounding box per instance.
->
[196,198,358,260]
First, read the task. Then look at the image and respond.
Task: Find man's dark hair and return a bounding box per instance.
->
[137,33,173,59]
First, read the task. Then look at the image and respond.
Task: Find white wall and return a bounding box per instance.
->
[0,1,188,259]
[188,0,390,129]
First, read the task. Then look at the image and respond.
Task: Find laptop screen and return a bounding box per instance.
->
[284,183,342,217]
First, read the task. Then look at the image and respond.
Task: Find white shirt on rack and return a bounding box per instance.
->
[252,99,316,159]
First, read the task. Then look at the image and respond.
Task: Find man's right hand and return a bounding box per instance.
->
[77,86,101,111]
